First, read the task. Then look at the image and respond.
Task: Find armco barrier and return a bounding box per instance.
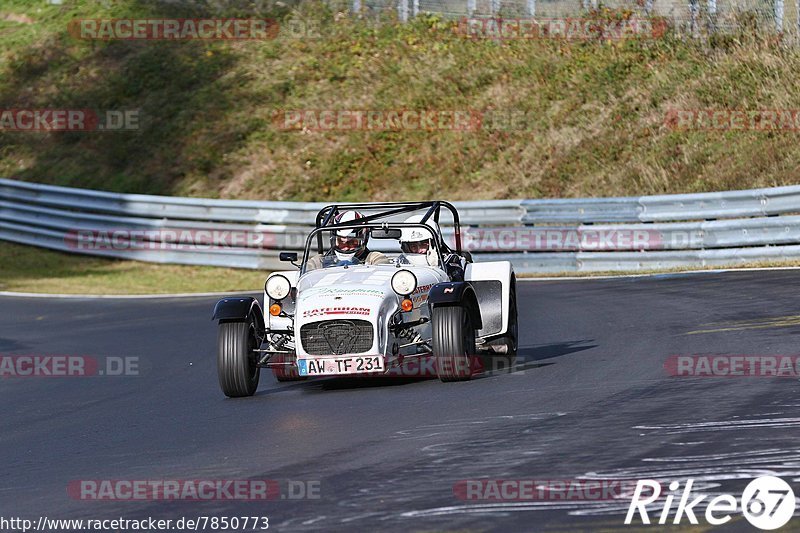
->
[2,178,800,273]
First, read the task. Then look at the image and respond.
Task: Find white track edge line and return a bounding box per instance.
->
[2,266,799,298]
[518,266,800,281]
[0,290,257,299]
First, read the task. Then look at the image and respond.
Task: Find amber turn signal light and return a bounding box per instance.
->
[269,303,282,316]
[401,298,413,312]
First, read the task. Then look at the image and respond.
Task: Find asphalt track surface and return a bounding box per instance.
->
[2,270,800,532]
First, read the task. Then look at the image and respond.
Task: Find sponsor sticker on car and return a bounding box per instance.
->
[303,287,384,299]
[297,356,384,376]
[301,306,371,318]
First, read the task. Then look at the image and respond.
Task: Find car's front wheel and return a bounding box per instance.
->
[432,305,477,382]
[217,319,260,397]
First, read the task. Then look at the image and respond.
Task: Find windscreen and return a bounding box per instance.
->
[303,224,442,272]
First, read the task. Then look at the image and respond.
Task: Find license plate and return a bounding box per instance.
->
[297,356,385,376]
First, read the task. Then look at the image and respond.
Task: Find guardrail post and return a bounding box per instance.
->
[398,0,409,21]
[689,0,699,36]
[775,0,785,32]
[706,0,717,32]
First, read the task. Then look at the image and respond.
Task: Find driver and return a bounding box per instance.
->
[306,210,389,270]
[399,215,440,267]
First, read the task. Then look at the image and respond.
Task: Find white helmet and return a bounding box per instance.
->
[400,215,439,266]
[332,210,368,262]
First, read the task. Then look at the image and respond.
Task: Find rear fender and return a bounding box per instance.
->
[465,261,514,337]
[427,282,482,330]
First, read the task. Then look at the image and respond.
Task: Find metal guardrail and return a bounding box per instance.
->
[348,0,794,37]
[0,179,523,225]
[2,178,800,273]
[521,185,800,223]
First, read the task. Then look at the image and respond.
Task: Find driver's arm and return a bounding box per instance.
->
[306,254,324,271]
[365,251,390,265]
[444,253,466,281]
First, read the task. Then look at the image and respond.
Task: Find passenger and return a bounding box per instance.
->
[399,215,440,267]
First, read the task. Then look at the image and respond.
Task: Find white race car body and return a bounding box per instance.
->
[214,201,518,397]
[265,263,447,376]
[263,258,514,377]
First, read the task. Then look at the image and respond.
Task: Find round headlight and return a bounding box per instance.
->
[265,275,291,301]
[391,270,417,296]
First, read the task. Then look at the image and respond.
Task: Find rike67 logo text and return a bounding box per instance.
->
[625,476,795,530]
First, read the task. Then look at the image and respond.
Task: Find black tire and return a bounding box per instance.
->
[217,319,260,397]
[432,305,477,382]
[272,353,306,382]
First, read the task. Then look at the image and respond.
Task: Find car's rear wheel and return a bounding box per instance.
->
[272,353,306,382]
[432,305,477,382]
[217,319,260,397]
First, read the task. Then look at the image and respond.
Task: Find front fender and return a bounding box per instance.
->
[427,282,483,330]
[212,297,265,331]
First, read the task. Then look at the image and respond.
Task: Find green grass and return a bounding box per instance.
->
[3,240,798,295]
[0,241,267,294]
[1,1,799,202]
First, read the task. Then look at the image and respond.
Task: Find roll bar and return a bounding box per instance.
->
[313,201,462,253]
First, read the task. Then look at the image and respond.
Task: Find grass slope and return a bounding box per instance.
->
[0,1,798,203]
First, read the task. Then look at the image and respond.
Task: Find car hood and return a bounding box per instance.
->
[296,266,397,322]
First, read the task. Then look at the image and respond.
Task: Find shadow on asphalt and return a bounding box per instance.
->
[507,339,597,374]
[0,337,29,352]
[525,339,597,362]
[253,340,597,395]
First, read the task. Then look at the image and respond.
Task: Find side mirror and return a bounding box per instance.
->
[279,251,300,269]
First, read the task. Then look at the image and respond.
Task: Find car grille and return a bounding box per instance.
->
[300,320,374,355]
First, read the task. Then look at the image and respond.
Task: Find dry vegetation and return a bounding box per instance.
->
[1,1,799,203]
